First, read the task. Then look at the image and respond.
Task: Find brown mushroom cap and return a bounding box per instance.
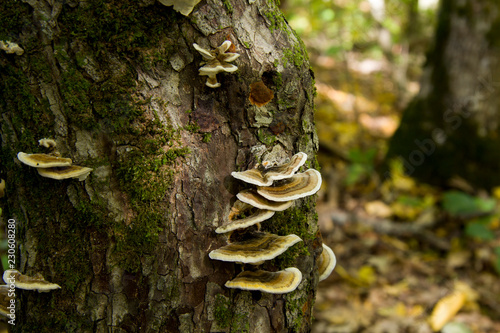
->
[249,81,274,107]
[37,165,93,181]
[3,269,61,292]
[208,232,302,264]
[236,189,293,211]
[318,243,336,282]
[225,267,302,294]
[257,169,322,202]
[17,152,72,168]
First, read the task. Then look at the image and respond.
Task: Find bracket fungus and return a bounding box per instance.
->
[17,152,72,168]
[209,232,302,264]
[257,169,322,202]
[17,150,92,181]
[0,40,24,55]
[212,150,323,294]
[225,267,302,294]
[236,189,293,211]
[318,243,337,282]
[216,200,275,234]
[37,165,93,181]
[3,269,61,292]
[193,40,239,88]
[231,152,308,186]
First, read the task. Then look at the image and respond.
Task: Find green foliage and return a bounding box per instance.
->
[494,247,500,275]
[464,217,495,241]
[345,147,376,185]
[442,191,495,218]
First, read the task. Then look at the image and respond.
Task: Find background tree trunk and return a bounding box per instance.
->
[386,0,500,189]
[0,0,319,331]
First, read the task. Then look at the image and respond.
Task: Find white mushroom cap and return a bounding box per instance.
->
[225,267,302,294]
[3,269,61,292]
[236,189,293,211]
[216,207,275,234]
[37,165,93,181]
[192,43,215,60]
[318,243,336,282]
[257,169,322,202]
[38,138,57,149]
[209,232,302,264]
[17,152,72,168]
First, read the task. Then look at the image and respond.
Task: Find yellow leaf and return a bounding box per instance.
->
[492,186,500,200]
[357,265,376,286]
[429,291,466,331]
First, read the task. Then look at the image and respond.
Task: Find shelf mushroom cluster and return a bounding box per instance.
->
[210,152,335,294]
[17,139,92,181]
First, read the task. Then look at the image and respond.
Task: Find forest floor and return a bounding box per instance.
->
[310,54,500,333]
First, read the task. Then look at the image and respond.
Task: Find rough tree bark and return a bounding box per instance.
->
[386,0,500,189]
[0,0,320,332]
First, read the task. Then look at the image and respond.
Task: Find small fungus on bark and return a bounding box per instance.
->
[0,41,24,55]
[318,243,336,282]
[3,269,61,293]
[193,40,239,88]
[38,138,57,149]
[249,81,274,107]
[225,267,302,294]
[209,232,302,264]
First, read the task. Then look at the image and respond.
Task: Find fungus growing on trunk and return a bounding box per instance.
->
[249,81,274,107]
[236,189,293,211]
[257,169,322,202]
[215,200,275,234]
[225,267,302,294]
[38,138,57,149]
[193,40,239,88]
[0,41,24,55]
[318,243,336,282]
[209,232,302,264]
[3,270,61,292]
[17,152,72,168]
[37,165,93,181]
[232,152,308,186]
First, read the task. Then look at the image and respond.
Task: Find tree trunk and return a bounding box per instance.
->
[386,0,500,189]
[0,0,319,332]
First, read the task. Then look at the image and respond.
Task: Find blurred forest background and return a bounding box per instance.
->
[281,0,500,332]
